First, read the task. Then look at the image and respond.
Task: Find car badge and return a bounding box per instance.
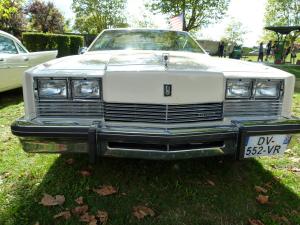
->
[164,84,172,97]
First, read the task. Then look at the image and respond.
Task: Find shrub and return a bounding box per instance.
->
[22,33,84,57]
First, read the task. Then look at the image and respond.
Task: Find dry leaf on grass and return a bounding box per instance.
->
[80,212,97,224]
[248,219,265,225]
[207,180,215,186]
[93,185,117,196]
[39,194,65,206]
[75,196,84,205]
[254,185,268,194]
[271,215,291,225]
[133,205,155,220]
[288,167,300,173]
[72,205,89,215]
[97,210,108,224]
[256,194,269,204]
[80,170,92,177]
[65,158,75,165]
[53,211,71,220]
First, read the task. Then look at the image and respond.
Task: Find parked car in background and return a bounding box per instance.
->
[11,29,300,163]
[0,30,57,92]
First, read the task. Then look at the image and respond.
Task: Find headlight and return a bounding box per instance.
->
[255,80,281,98]
[226,79,252,99]
[38,79,67,99]
[72,79,100,98]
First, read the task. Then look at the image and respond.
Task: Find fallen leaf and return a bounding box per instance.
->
[80,170,92,177]
[65,158,75,165]
[133,205,155,220]
[291,210,299,215]
[256,194,269,204]
[264,182,272,189]
[93,185,117,196]
[255,185,268,194]
[290,157,300,163]
[72,205,89,215]
[53,211,71,220]
[288,167,300,173]
[89,220,98,225]
[248,219,265,225]
[39,194,65,206]
[207,180,215,186]
[271,215,291,225]
[97,210,108,224]
[285,149,292,153]
[80,212,96,223]
[75,196,84,205]
[1,172,10,178]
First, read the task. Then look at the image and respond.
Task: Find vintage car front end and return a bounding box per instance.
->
[11,29,300,162]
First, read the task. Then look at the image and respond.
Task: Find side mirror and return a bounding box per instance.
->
[79,47,88,55]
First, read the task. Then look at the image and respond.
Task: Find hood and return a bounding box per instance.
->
[37,50,282,75]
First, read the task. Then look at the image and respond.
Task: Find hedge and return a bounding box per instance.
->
[22,33,84,57]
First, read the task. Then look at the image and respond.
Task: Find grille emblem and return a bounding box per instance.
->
[164,84,172,97]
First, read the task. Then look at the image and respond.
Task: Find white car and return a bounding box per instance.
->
[11,29,300,163]
[0,30,57,92]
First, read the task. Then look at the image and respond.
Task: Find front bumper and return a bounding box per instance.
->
[11,117,300,160]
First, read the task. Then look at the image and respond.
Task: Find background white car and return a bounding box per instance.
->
[0,30,57,92]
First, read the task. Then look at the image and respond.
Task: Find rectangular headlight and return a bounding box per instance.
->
[255,80,281,98]
[38,79,67,99]
[72,79,100,99]
[226,79,252,99]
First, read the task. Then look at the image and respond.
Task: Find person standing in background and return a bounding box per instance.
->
[265,40,272,62]
[258,42,264,62]
[291,45,297,64]
[218,41,225,57]
[284,45,291,63]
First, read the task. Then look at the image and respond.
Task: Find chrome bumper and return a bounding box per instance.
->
[11,117,300,161]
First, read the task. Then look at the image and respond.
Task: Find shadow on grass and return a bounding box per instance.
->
[5,155,300,225]
[0,88,23,110]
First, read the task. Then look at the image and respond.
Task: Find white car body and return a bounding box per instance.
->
[11,29,300,162]
[0,30,57,92]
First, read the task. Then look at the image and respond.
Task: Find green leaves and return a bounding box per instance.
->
[72,0,127,34]
[147,0,230,31]
[0,0,26,34]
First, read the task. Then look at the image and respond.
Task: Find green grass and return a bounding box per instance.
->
[0,87,300,225]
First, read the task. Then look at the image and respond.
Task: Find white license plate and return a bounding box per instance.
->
[244,135,291,158]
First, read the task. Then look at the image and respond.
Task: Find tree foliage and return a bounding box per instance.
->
[0,0,26,36]
[264,0,300,44]
[265,0,299,26]
[147,0,230,31]
[222,19,247,45]
[72,0,127,34]
[25,0,65,33]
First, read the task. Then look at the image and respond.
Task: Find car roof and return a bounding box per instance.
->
[0,30,22,44]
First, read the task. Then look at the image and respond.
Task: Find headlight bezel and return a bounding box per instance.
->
[35,77,102,101]
[226,79,253,99]
[254,79,283,99]
[226,78,283,100]
[71,79,101,99]
[37,78,68,100]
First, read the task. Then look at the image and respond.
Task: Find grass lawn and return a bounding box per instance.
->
[0,85,300,223]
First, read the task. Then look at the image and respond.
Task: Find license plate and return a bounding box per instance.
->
[244,135,291,158]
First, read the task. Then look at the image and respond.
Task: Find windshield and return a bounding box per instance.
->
[89,30,205,53]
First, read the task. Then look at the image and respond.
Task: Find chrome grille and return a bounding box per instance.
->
[36,101,103,117]
[104,102,223,123]
[224,100,282,117]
